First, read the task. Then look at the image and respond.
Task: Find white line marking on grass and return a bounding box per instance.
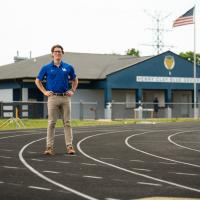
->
[77,130,200,193]
[19,134,98,200]
[28,186,51,191]
[137,182,162,186]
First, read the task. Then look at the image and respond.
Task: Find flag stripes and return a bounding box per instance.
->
[173,7,194,27]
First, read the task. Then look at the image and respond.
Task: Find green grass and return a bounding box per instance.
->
[0,118,200,130]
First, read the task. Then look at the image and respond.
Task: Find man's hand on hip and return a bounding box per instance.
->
[44,91,54,96]
[66,90,74,97]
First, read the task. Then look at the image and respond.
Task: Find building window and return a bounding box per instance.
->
[126,92,135,108]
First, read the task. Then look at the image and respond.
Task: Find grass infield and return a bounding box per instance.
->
[0,118,200,130]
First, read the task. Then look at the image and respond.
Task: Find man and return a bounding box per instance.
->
[153,97,159,118]
[35,44,78,155]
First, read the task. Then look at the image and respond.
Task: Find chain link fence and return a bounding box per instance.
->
[0,101,199,120]
[0,101,98,120]
[111,102,199,119]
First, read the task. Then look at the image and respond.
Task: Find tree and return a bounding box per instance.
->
[179,51,200,65]
[126,48,140,57]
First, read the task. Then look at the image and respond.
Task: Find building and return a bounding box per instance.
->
[0,50,199,119]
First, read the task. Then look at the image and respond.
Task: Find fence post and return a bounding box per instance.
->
[80,101,84,120]
[105,102,112,120]
[166,106,172,118]
[0,102,2,118]
[138,105,143,120]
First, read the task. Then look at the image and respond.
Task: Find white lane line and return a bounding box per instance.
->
[158,161,177,165]
[0,149,13,152]
[100,157,116,160]
[65,172,79,176]
[83,175,102,179]
[28,186,51,191]
[169,172,198,176]
[31,159,44,162]
[0,181,5,184]
[7,182,21,186]
[130,159,144,162]
[27,151,38,154]
[105,198,121,200]
[0,130,42,135]
[137,182,162,187]
[0,132,44,140]
[112,179,127,183]
[43,170,60,174]
[3,166,20,169]
[0,155,12,159]
[55,161,71,164]
[168,130,200,153]
[132,168,152,172]
[81,163,97,166]
[77,130,200,193]
[125,130,200,168]
[19,134,98,200]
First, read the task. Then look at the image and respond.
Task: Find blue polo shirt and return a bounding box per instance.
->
[37,61,76,93]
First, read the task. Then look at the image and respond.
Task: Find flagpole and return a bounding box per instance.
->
[193,5,197,118]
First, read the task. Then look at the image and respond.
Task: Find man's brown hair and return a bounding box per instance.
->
[51,44,64,54]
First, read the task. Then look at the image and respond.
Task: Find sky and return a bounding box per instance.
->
[0,0,199,66]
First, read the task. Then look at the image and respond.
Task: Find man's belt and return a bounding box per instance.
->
[53,93,67,96]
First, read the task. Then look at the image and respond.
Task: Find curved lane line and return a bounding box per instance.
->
[168,130,200,153]
[125,130,200,168]
[19,134,98,200]
[77,130,200,193]
[0,129,104,140]
[0,132,45,140]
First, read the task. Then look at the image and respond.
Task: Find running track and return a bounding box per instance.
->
[0,122,200,200]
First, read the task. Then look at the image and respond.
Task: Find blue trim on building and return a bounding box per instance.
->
[0,51,199,110]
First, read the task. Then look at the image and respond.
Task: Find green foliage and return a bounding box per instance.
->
[179,51,200,65]
[126,48,140,57]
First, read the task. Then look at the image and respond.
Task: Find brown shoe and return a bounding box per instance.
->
[44,147,54,155]
[66,145,75,155]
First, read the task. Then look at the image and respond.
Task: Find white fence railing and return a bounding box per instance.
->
[0,101,199,120]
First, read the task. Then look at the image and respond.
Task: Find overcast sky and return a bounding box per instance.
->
[0,0,199,65]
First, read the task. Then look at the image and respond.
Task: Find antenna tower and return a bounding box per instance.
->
[143,10,174,55]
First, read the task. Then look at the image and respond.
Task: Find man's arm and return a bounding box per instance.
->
[66,77,78,96]
[71,77,78,92]
[35,78,53,96]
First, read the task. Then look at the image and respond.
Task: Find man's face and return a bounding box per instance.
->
[52,47,63,60]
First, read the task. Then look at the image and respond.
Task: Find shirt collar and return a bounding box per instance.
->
[50,60,63,68]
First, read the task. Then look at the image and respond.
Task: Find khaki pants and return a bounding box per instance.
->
[47,95,73,148]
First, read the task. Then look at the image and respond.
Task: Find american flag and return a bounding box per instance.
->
[173,7,194,27]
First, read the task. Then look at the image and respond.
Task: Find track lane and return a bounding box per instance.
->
[1,124,200,199]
